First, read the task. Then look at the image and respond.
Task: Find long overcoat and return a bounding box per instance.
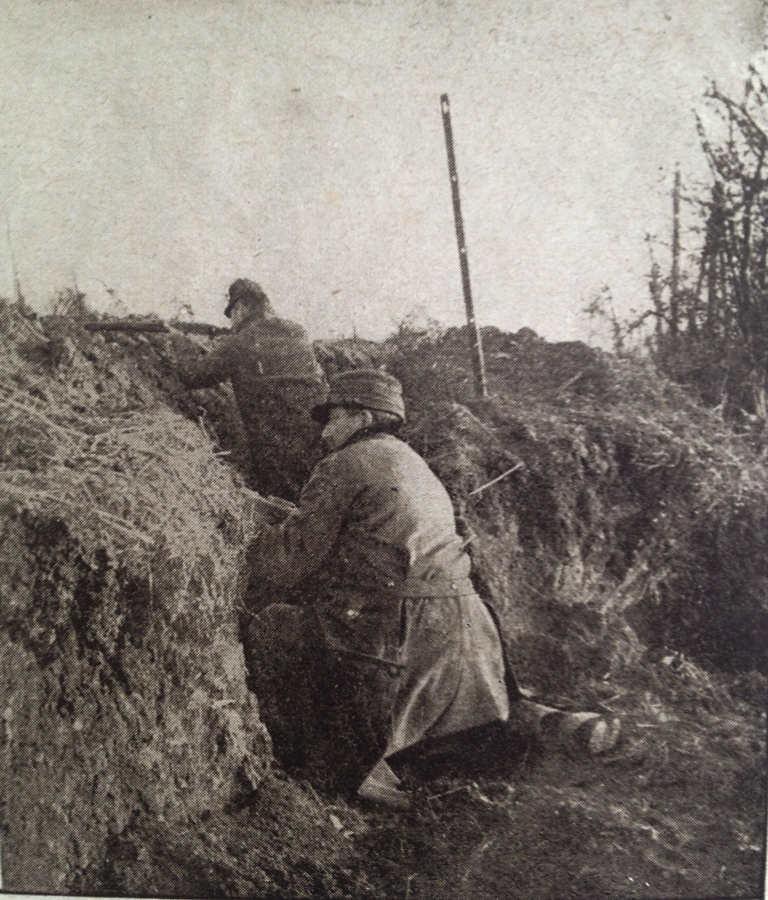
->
[243,430,510,788]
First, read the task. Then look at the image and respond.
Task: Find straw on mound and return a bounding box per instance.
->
[0,397,247,578]
[0,304,270,893]
[385,323,768,688]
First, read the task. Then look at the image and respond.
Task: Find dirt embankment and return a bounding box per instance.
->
[383,324,768,683]
[0,307,269,892]
[1,307,766,899]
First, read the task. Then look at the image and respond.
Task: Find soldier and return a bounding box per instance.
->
[243,369,620,808]
[175,279,326,501]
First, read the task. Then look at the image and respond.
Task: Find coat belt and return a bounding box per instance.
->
[387,575,475,598]
[328,576,475,601]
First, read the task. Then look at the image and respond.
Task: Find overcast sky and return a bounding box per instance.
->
[0,0,762,341]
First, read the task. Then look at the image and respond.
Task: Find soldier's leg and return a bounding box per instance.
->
[506,701,621,756]
[244,396,292,500]
[484,601,621,757]
[308,654,400,795]
[241,603,325,772]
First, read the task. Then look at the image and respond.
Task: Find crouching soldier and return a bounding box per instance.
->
[242,370,620,808]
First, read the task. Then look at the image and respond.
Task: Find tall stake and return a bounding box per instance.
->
[670,167,681,338]
[441,94,487,398]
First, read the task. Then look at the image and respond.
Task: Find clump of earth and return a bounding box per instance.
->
[1,306,765,899]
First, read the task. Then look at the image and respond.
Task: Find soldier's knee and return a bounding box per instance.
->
[249,602,309,646]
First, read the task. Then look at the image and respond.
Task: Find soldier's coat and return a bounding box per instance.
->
[177,312,326,499]
[246,430,509,771]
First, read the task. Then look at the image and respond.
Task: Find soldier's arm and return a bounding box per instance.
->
[174,331,235,389]
[246,453,356,588]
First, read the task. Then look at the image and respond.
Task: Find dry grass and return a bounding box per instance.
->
[0,302,274,893]
[0,302,252,593]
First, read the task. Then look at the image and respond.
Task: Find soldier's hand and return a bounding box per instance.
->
[162,329,201,367]
[242,490,294,536]
[167,329,191,354]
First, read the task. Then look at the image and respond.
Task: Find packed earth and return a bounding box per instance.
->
[0,301,766,899]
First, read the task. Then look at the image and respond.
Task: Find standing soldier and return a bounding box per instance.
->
[174,279,326,501]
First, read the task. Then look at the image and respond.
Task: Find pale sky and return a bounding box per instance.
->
[0,0,762,341]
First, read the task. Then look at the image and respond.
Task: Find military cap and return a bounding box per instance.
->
[311,369,405,425]
[225,279,269,318]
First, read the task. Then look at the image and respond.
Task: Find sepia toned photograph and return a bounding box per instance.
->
[0,1,766,898]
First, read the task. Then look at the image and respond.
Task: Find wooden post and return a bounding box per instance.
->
[440,93,488,398]
[670,168,681,338]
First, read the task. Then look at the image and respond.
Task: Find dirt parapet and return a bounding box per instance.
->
[386,326,768,688]
[0,304,269,892]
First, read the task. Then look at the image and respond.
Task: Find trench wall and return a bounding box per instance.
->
[0,511,270,893]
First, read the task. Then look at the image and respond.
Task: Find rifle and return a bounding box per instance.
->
[84,320,228,338]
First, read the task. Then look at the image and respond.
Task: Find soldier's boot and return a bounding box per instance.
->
[508,699,621,757]
[357,759,412,810]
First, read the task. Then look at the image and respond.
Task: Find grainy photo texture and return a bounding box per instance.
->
[0,2,767,899]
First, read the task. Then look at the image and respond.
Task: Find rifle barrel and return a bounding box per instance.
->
[84,321,227,337]
[85,321,169,333]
